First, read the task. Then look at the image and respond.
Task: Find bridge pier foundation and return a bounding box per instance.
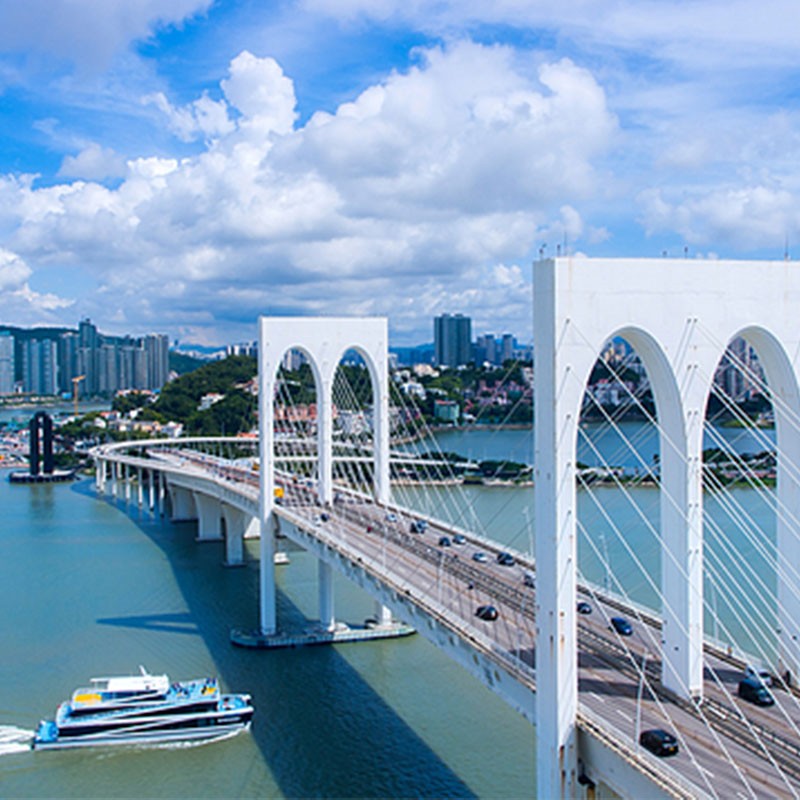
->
[168,484,196,522]
[136,467,143,508]
[319,561,336,632]
[194,493,223,541]
[220,505,248,566]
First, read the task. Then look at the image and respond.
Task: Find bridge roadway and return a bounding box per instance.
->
[103,445,800,799]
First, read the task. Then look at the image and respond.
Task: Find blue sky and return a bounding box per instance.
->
[1,0,800,347]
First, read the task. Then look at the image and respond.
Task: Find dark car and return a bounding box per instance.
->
[472,551,489,563]
[577,601,592,615]
[475,605,499,621]
[453,534,466,545]
[438,536,452,547]
[639,729,678,757]
[738,678,775,706]
[410,519,428,533]
[523,572,535,588]
[610,616,633,636]
[497,552,515,566]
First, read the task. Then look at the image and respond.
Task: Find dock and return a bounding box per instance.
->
[230,620,415,649]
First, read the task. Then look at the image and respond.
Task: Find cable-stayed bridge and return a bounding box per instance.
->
[92,258,800,799]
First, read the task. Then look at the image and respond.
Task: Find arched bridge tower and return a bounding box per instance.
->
[257,316,390,635]
[534,257,800,798]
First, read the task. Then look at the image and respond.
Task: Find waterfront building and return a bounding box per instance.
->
[58,332,79,395]
[0,320,171,398]
[0,331,14,394]
[433,398,459,423]
[434,313,471,368]
[22,339,58,395]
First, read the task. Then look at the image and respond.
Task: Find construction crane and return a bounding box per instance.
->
[72,375,85,416]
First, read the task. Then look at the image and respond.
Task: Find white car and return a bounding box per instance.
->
[385,512,398,523]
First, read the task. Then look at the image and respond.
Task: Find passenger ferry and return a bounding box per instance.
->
[32,668,254,750]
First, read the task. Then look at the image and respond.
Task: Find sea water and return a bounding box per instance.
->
[0,419,778,798]
[0,474,535,799]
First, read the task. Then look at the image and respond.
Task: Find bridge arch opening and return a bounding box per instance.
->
[271,346,324,489]
[702,327,800,679]
[330,348,383,500]
[574,326,695,696]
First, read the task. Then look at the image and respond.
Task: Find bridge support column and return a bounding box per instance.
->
[775,375,800,681]
[111,461,119,500]
[319,560,335,632]
[259,511,277,635]
[194,493,223,541]
[220,505,245,566]
[158,472,166,517]
[661,399,704,700]
[375,602,392,626]
[533,261,580,799]
[169,485,196,522]
[124,464,131,505]
[148,471,156,513]
[136,467,143,508]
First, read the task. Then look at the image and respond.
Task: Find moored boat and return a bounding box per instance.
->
[32,667,253,750]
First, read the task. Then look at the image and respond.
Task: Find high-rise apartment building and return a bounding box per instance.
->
[434,314,472,368]
[0,331,14,394]
[501,333,515,364]
[2,319,172,399]
[144,334,169,390]
[22,339,58,395]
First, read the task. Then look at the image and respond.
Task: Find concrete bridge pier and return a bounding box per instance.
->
[194,493,223,542]
[220,505,251,567]
[136,467,144,508]
[123,464,132,505]
[319,561,336,632]
[259,511,277,635]
[148,471,156,514]
[375,602,392,625]
[168,484,196,522]
[95,458,105,494]
[158,472,166,517]
[111,461,119,500]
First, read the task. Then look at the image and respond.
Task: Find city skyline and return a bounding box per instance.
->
[1,2,800,347]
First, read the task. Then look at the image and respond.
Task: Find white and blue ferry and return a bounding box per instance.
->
[33,667,253,750]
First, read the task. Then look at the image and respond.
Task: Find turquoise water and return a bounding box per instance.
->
[426,421,776,470]
[0,474,535,799]
[0,417,779,798]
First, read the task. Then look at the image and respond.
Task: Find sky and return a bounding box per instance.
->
[2,0,800,348]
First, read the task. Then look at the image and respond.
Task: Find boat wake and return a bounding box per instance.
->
[0,725,33,755]
[150,726,248,751]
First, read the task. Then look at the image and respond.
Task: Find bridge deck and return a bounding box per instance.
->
[98,444,800,799]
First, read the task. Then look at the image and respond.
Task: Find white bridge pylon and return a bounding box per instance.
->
[534,256,800,797]
[257,316,390,636]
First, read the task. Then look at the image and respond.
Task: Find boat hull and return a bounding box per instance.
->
[32,720,251,751]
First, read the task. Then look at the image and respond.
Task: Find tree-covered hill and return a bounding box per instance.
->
[152,355,257,435]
